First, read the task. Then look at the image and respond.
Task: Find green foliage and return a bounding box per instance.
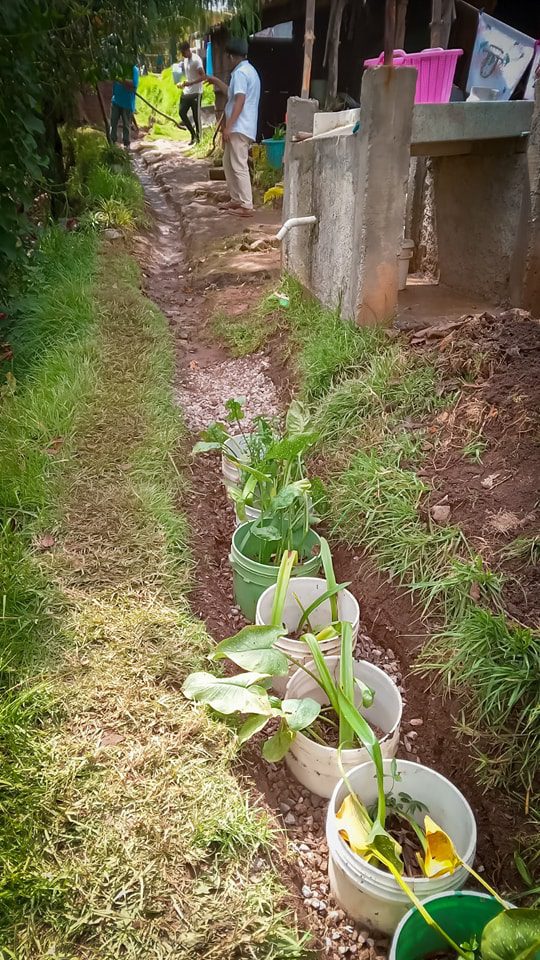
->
[481,908,540,960]
[137,65,215,141]
[418,610,540,794]
[66,127,145,226]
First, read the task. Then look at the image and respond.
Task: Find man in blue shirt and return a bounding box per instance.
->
[205,37,261,217]
[111,65,139,148]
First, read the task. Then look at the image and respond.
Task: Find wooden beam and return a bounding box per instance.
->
[301,0,316,98]
[384,0,397,65]
[394,0,408,50]
[430,0,443,47]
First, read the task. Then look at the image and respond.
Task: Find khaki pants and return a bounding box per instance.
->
[223,133,253,210]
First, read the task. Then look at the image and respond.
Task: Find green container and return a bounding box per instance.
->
[230,521,321,620]
[390,892,508,960]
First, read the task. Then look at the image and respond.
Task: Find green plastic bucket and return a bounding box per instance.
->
[230,521,321,620]
[390,892,507,960]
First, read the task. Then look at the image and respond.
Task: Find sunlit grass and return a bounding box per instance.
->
[0,233,309,957]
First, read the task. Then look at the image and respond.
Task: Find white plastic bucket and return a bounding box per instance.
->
[284,658,402,798]
[326,759,477,936]
[398,239,414,291]
[221,435,250,493]
[256,577,360,696]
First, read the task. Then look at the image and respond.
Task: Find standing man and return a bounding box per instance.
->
[177,41,204,146]
[110,64,139,149]
[206,37,261,217]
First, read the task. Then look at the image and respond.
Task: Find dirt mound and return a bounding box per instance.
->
[409,308,540,627]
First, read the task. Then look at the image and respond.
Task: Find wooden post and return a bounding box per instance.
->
[384,0,397,65]
[430,0,443,47]
[395,0,408,50]
[301,0,316,98]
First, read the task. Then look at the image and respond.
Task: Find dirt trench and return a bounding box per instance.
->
[129,143,527,957]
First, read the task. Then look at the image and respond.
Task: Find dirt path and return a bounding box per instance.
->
[130,142,531,957]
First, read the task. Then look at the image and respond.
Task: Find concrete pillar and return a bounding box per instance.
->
[521,86,540,314]
[282,97,318,284]
[348,67,416,325]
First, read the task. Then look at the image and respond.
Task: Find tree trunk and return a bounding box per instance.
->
[43,111,66,219]
[394,0,408,50]
[325,0,347,108]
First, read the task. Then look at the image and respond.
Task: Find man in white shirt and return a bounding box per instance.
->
[177,41,204,145]
[206,37,261,217]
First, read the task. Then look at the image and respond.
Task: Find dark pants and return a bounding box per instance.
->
[179,92,201,141]
[110,104,132,146]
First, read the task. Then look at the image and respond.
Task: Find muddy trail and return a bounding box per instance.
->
[131,146,532,957]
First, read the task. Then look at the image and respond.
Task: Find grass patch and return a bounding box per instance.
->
[137,68,214,143]
[213,291,281,357]
[65,127,145,227]
[418,610,540,796]
[0,231,310,956]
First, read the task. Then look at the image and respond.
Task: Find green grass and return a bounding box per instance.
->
[213,291,281,357]
[65,127,145,227]
[418,610,540,796]
[0,231,310,957]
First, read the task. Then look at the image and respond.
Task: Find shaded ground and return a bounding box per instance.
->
[131,139,539,956]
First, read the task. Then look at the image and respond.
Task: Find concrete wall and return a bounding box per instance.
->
[283,98,318,286]
[433,152,528,302]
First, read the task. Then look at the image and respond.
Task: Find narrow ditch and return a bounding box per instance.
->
[131,154,515,958]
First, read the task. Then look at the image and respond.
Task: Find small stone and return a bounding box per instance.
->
[284,812,296,826]
[431,503,451,524]
[338,947,348,956]
[332,931,341,941]
[407,729,418,739]
[279,802,291,814]
[327,910,341,923]
[320,858,328,872]
[310,898,320,910]
[302,885,312,898]
[409,718,423,726]
[103,228,123,240]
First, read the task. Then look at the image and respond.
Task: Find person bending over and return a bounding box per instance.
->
[206,37,261,217]
[178,41,204,145]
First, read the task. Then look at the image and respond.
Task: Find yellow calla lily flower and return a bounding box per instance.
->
[421,815,462,878]
[336,794,371,856]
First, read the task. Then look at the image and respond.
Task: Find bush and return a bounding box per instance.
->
[65,127,144,226]
[137,66,215,140]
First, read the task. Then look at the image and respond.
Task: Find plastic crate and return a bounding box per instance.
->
[364,48,463,103]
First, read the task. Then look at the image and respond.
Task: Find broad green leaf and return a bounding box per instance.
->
[237,714,271,745]
[182,672,273,716]
[266,434,317,462]
[252,525,281,542]
[285,399,311,436]
[271,483,304,511]
[281,697,321,731]
[481,908,540,960]
[262,722,295,762]
[367,820,405,875]
[211,625,289,676]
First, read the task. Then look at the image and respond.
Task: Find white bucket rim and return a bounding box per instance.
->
[328,759,477,886]
[256,578,360,650]
[287,657,403,755]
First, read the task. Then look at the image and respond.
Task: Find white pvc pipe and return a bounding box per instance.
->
[276,216,317,241]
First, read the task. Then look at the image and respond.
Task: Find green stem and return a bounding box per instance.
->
[374,852,470,960]
[461,862,508,908]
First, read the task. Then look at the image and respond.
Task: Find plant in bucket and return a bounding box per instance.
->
[390,890,540,960]
[182,619,402,799]
[193,397,318,524]
[255,538,361,695]
[326,753,480,936]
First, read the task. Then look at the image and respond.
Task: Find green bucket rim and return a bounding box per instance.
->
[390,891,506,960]
[231,521,321,573]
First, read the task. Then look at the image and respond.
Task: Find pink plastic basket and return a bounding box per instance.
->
[364,48,463,104]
